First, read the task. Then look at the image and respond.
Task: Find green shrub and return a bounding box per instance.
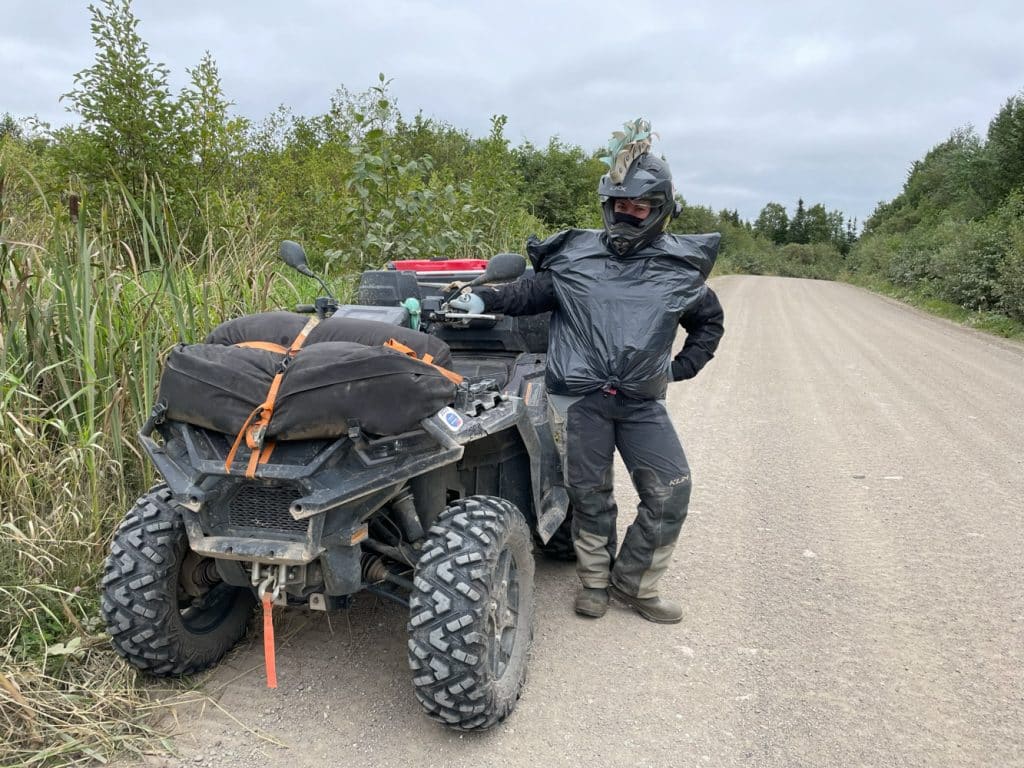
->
[993,192,1024,321]
[928,219,1005,311]
[775,242,844,280]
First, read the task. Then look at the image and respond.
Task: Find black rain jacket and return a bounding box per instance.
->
[477,229,725,400]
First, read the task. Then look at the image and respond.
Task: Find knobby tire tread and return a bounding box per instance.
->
[408,495,535,730]
[101,486,253,676]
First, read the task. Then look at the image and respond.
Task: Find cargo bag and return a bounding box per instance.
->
[159,344,278,436]
[271,341,457,439]
[203,311,309,350]
[158,341,457,440]
[309,317,453,369]
[205,311,453,368]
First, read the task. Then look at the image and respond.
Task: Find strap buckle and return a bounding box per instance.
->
[247,422,268,450]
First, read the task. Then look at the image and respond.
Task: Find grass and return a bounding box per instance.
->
[0,167,303,766]
[0,154,503,764]
[1,613,155,768]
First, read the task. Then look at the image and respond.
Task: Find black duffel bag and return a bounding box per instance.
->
[205,311,452,368]
[159,344,277,436]
[271,342,456,439]
[158,341,456,439]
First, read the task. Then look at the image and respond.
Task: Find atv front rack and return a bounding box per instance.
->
[139,387,530,519]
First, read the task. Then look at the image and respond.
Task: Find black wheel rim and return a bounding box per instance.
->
[486,548,521,680]
[177,567,240,635]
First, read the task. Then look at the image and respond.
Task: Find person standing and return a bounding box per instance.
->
[451,126,724,623]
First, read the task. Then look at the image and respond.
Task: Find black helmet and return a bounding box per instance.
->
[598,153,679,256]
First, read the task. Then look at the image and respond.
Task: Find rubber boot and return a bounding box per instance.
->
[608,585,683,624]
[574,587,609,618]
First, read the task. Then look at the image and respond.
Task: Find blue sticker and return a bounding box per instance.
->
[439,407,464,431]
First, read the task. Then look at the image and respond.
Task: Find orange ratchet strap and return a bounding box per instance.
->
[261,592,278,689]
[225,316,319,477]
[384,338,464,384]
[234,341,289,354]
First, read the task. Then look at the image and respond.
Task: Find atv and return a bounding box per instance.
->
[101,242,572,730]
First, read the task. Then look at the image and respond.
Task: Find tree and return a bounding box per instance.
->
[394,112,474,182]
[984,92,1024,205]
[670,199,718,234]
[59,0,183,192]
[804,203,831,244]
[180,52,247,190]
[788,198,808,244]
[514,138,605,230]
[464,114,529,240]
[718,208,741,226]
[905,128,985,221]
[826,210,849,254]
[754,202,788,244]
[0,113,22,142]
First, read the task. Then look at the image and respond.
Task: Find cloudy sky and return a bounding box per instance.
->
[4,1,1023,225]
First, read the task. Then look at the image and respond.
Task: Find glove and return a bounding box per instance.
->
[447,290,485,314]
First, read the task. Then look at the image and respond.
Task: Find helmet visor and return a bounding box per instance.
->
[599,191,668,205]
[612,198,654,219]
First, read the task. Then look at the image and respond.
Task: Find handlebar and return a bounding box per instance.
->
[438,311,498,321]
[426,308,501,326]
[292,298,498,325]
[294,297,338,318]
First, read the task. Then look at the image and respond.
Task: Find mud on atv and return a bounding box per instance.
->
[101,244,572,730]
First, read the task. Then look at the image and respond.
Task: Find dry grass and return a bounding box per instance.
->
[1,641,154,767]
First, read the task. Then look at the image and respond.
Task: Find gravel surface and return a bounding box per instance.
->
[124,275,1024,768]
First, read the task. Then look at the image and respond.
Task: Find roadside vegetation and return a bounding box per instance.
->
[1,0,1022,764]
[846,120,1024,339]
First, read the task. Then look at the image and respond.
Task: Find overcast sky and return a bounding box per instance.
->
[3,1,1023,225]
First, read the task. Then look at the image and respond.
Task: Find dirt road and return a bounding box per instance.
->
[142,275,1024,768]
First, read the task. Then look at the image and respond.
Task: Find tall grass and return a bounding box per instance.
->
[0,164,300,765]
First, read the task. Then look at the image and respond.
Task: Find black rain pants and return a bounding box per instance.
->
[553,390,692,599]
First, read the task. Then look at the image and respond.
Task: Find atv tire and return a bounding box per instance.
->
[408,495,535,730]
[101,486,255,676]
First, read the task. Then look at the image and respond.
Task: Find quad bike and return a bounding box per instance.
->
[101,243,572,730]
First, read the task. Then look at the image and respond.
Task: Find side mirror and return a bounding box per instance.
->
[280,240,314,277]
[469,253,526,287]
[279,240,335,299]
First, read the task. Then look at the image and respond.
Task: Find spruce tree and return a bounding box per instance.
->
[788,198,808,244]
